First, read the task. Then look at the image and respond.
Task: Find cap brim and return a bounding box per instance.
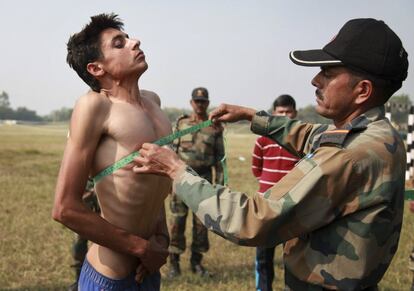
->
[192,97,208,101]
[289,50,343,67]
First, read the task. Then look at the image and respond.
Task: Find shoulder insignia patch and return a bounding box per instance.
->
[319,129,350,147]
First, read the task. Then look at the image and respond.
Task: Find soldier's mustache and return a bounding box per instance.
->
[316,89,324,101]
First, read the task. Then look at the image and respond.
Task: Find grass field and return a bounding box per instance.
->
[0,123,413,290]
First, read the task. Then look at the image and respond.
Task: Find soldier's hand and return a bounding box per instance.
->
[133,143,186,180]
[209,103,256,124]
[139,236,169,273]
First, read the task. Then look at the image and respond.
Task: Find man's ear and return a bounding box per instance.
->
[86,62,105,77]
[354,80,373,105]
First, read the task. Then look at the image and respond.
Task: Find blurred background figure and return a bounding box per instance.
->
[168,87,224,278]
[251,94,299,291]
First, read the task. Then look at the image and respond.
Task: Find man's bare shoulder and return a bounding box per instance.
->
[75,91,111,113]
[69,91,111,138]
[140,89,161,107]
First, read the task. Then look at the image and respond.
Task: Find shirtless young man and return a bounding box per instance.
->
[52,13,171,290]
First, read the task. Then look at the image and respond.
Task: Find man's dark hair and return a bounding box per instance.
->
[347,67,403,105]
[273,94,296,111]
[66,13,124,92]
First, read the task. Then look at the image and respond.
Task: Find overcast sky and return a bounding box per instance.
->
[0,0,413,115]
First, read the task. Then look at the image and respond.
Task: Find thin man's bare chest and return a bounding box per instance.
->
[107,105,162,149]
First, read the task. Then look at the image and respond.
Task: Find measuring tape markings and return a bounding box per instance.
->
[92,119,225,184]
[92,120,414,201]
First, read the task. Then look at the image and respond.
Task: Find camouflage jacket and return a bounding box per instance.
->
[174,114,224,184]
[173,106,405,290]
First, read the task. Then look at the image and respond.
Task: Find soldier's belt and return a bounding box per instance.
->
[92,120,223,184]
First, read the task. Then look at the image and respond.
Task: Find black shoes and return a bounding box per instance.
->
[168,253,212,278]
[168,253,181,278]
[168,261,181,278]
[191,263,212,278]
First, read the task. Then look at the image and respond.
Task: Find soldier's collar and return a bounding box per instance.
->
[312,106,384,150]
[343,105,385,131]
[190,114,208,122]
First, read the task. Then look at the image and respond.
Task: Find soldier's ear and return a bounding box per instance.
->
[354,80,373,105]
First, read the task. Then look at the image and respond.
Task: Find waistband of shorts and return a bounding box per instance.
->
[82,258,136,289]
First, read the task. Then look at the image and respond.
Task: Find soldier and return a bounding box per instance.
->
[168,87,224,278]
[134,18,408,290]
[68,181,100,291]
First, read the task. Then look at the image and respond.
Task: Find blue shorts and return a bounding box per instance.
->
[78,259,161,291]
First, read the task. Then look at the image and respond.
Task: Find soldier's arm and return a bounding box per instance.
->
[251,111,321,157]
[174,147,359,247]
[52,92,150,258]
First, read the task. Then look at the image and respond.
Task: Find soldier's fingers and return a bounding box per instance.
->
[209,103,227,119]
[132,164,150,173]
[141,143,160,151]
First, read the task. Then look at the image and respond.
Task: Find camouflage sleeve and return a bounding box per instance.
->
[173,146,358,247]
[251,110,325,157]
[214,130,225,185]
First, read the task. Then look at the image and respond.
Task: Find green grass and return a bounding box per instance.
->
[0,124,412,290]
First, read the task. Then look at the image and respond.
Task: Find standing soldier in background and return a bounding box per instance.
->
[68,180,100,291]
[168,87,224,278]
[251,94,299,291]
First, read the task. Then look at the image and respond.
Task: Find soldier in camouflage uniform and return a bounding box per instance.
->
[134,19,408,290]
[168,87,224,278]
[68,180,100,291]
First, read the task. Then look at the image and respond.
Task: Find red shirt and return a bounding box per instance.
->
[251,136,299,195]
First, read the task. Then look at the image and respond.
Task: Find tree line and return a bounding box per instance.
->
[0,90,411,129]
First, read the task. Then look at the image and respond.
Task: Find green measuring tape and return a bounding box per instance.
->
[92,119,228,184]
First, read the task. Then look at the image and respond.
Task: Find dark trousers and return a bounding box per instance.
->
[255,246,276,291]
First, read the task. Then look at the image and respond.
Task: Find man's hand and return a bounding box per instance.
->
[139,236,169,274]
[133,143,186,179]
[209,103,256,123]
[135,235,169,284]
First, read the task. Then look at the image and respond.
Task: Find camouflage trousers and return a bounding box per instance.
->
[284,268,378,291]
[169,171,212,256]
[71,189,100,280]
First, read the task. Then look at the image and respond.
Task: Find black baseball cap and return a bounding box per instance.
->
[191,87,209,101]
[289,18,408,82]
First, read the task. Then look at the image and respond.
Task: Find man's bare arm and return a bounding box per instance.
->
[52,93,151,259]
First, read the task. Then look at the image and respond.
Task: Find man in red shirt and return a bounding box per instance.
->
[251,94,299,291]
